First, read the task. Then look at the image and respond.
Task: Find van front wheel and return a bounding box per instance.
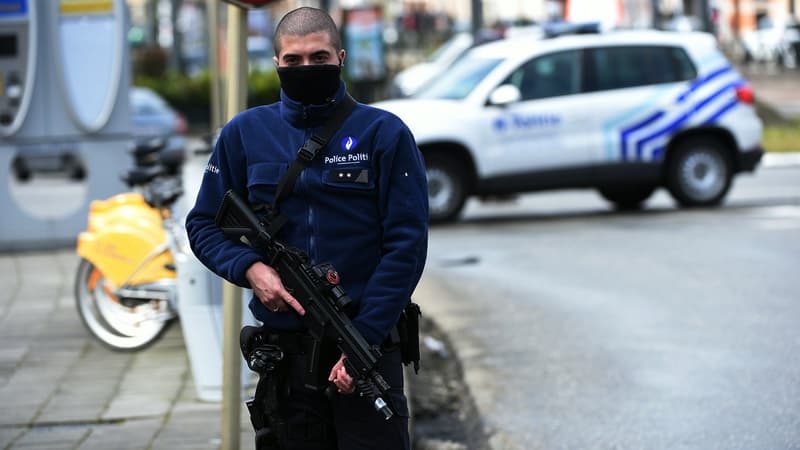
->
[425,155,467,223]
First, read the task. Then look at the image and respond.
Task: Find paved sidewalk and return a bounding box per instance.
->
[741,65,800,120]
[0,250,255,450]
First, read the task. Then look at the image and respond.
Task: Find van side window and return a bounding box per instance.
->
[585,46,697,92]
[668,47,697,81]
[504,50,581,101]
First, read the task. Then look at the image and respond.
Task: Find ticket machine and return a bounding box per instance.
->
[1,0,253,403]
[0,0,132,250]
[0,0,35,137]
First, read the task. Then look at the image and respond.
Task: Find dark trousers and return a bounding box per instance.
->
[278,344,410,450]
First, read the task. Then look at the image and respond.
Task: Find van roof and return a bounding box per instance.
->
[468,29,717,59]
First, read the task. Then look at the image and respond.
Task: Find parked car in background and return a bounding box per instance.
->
[389,32,474,98]
[12,87,187,182]
[741,17,800,68]
[660,15,704,32]
[374,30,764,223]
[776,18,800,68]
[130,86,188,148]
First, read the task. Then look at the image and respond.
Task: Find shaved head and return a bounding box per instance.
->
[273,7,342,57]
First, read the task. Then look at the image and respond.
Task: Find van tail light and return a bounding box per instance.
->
[735,85,754,104]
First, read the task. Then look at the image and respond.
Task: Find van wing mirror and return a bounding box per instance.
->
[488,84,522,106]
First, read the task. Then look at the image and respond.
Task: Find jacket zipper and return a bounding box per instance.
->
[301,110,316,259]
[307,191,315,261]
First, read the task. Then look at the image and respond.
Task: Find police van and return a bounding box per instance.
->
[373,30,764,223]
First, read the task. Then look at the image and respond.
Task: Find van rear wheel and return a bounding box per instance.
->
[667,137,732,207]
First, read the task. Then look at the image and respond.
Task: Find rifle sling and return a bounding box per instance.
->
[273,95,357,210]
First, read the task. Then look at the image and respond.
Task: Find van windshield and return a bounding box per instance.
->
[414,56,503,100]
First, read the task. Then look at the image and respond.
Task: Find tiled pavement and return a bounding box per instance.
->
[0,250,255,450]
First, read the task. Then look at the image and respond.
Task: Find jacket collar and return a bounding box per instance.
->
[279,79,348,128]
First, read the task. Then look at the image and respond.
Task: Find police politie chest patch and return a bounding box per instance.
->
[322,136,370,184]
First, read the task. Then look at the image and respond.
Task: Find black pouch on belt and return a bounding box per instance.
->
[240,326,289,449]
[300,335,339,392]
[397,302,422,373]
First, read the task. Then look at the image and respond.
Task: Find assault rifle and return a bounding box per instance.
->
[214,189,395,420]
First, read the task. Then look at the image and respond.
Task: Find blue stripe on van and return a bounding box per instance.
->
[634,81,740,159]
[603,85,673,160]
[616,65,733,161]
[703,96,741,125]
[645,96,740,161]
[620,111,665,160]
[676,66,733,103]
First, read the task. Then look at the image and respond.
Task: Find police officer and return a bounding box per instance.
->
[185,6,428,450]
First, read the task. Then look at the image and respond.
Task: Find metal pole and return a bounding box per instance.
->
[170,0,184,73]
[220,6,248,450]
[471,0,482,40]
[147,0,158,46]
[206,0,223,132]
[652,0,660,29]
[226,6,248,119]
[699,0,712,33]
[220,280,243,450]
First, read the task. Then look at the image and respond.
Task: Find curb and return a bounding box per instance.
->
[763,152,800,168]
[413,275,505,450]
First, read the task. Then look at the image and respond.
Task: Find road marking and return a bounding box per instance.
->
[745,205,800,230]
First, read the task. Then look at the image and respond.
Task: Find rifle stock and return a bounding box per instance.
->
[215,189,395,420]
[214,189,272,248]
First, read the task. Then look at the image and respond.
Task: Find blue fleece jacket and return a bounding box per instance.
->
[185,81,428,346]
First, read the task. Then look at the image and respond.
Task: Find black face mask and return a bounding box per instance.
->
[277,64,341,105]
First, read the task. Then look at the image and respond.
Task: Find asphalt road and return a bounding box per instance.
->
[417,164,800,450]
[5,151,798,449]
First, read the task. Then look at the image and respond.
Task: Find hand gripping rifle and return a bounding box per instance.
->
[214,189,395,420]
